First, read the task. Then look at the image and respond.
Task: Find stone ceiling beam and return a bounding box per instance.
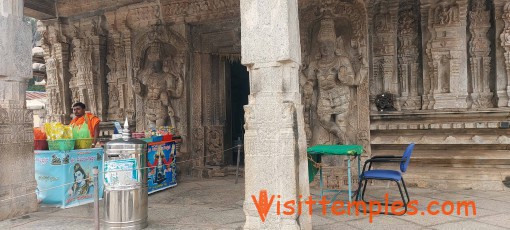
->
[24,0,56,20]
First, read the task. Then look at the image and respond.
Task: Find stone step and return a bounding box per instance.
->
[403,166,510,191]
[372,148,510,168]
[372,143,510,150]
[372,145,510,168]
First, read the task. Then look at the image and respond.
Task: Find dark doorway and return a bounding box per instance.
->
[229,61,249,166]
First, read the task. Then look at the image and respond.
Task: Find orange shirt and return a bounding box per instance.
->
[70,113,101,137]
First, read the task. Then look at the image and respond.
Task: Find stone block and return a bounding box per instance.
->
[240,0,301,64]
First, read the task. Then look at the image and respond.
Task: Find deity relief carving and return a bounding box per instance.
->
[303,16,362,144]
[206,126,223,166]
[108,85,121,118]
[134,42,184,128]
[435,3,460,25]
[374,1,393,34]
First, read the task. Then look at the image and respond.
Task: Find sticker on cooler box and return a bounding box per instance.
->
[104,159,138,186]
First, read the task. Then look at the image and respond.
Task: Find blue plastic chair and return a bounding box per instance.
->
[355,143,415,214]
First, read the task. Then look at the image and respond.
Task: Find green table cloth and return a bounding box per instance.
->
[307,145,363,183]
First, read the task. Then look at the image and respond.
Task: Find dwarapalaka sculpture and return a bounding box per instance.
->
[304,16,361,144]
[134,42,183,128]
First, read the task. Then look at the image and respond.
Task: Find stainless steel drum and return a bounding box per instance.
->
[103,120,148,229]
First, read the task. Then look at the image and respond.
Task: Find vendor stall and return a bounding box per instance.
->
[35,148,104,208]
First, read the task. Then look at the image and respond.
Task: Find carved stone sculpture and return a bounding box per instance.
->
[305,17,360,144]
[134,42,183,128]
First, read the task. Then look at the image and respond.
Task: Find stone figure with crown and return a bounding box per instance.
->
[134,42,184,128]
[304,16,361,144]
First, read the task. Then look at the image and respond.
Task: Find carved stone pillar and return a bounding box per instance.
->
[105,11,132,122]
[398,0,422,110]
[469,0,493,108]
[421,1,435,109]
[191,53,205,170]
[0,0,38,220]
[425,0,470,109]
[370,0,399,109]
[501,2,510,106]
[38,20,72,123]
[241,0,311,229]
[494,0,509,107]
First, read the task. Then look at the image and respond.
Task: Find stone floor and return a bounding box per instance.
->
[1,176,509,229]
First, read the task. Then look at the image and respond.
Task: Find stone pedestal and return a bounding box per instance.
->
[241,0,311,229]
[0,0,38,220]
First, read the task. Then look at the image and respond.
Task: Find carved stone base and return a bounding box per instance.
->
[497,90,509,107]
[471,92,494,109]
[433,93,468,109]
[191,167,210,179]
[400,96,422,110]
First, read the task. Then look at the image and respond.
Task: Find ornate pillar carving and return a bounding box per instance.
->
[241,0,311,229]
[38,20,72,123]
[68,17,108,120]
[105,12,131,121]
[0,0,37,220]
[202,54,225,166]
[398,0,422,110]
[425,0,470,109]
[469,0,493,108]
[501,2,510,106]
[191,53,205,170]
[421,1,434,109]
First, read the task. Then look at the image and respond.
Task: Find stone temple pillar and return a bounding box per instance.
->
[241,0,311,229]
[0,0,38,220]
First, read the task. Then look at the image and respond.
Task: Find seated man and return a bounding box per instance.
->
[70,102,101,147]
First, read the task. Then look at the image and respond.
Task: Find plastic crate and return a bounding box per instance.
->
[48,139,76,151]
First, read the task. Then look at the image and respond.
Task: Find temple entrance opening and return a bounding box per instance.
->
[227,61,249,166]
